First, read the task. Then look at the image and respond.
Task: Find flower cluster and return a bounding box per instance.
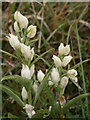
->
[7,11,80,118]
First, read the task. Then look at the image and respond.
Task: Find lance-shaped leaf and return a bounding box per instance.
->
[61,93,90,115]
[0,84,24,107]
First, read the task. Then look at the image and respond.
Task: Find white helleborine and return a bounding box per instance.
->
[67,69,78,82]
[60,76,69,88]
[58,43,70,55]
[52,55,62,67]
[37,70,45,82]
[14,11,28,29]
[21,87,28,101]
[27,25,37,38]
[7,34,20,50]
[21,64,34,79]
[48,81,54,86]
[32,82,38,93]
[62,55,72,67]
[51,68,60,84]
[23,104,35,118]
[20,43,34,61]
[14,21,20,32]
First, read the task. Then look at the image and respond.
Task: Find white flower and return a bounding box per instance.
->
[21,64,34,79]
[20,43,34,61]
[48,81,54,86]
[37,70,45,82]
[58,43,70,55]
[27,25,37,38]
[14,21,20,32]
[60,76,69,88]
[21,87,28,101]
[23,104,35,118]
[67,69,78,82]
[14,11,28,29]
[51,68,60,84]
[62,55,72,67]
[52,55,62,67]
[32,82,38,93]
[7,34,20,50]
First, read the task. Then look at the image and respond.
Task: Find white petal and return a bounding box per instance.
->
[21,87,28,101]
[37,70,45,82]
[62,55,72,67]
[27,25,37,38]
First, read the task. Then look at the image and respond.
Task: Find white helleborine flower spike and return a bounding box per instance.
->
[51,68,60,84]
[62,55,72,67]
[7,34,20,50]
[14,21,20,32]
[32,82,38,93]
[60,76,69,88]
[58,43,70,55]
[52,55,62,67]
[23,104,35,118]
[21,87,28,101]
[37,70,45,82]
[67,69,78,82]
[20,43,34,61]
[27,25,37,38]
[14,11,28,29]
[21,64,31,79]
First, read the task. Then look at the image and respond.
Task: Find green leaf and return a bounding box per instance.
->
[61,93,90,115]
[33,65,54,105]
[0,49,17,59]
[0,84,24,107]
[31,48,53,66]
[41,23,65,48]
[8,113,18,118]
[1,75,31,90]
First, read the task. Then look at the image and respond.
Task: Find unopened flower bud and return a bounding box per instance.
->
[60,76,69,88]
[51,68,60,84]
[14,11,28,29]
[21,87,28,101]
[37,70,45,82]
[27,25,37,38]
[14,21,20,32]
[33,82,38,93]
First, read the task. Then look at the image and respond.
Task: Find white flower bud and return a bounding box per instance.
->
[51,68,60,84]
[23,104,35,118]
[58,43,70,55]
[21,87,28,101]
[21,64,31,79]
[60,76,69,88]
[7,34,20,50]
[37,70,45,82]
[14,11,28,29]
[32,82,38,93]
[52,55,62,67]
[27,25,37,38]
[14,21,20,32]
[20,43,34,61]
[62,55,72,67]
[48,81,54,86]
